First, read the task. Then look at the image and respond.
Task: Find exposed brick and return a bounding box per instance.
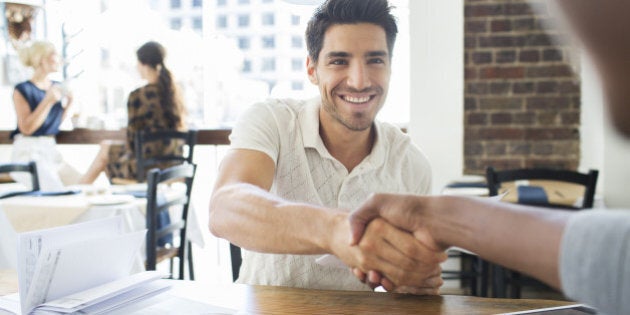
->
[508,142,531,155]
[559,80,580,93]
[526,65,574,78]
[486,143,507,156]
[526,159,578,170]
[536,81,559,94]
[465,142,484,155]
[525,127,579,140]
[465,97,478,110]
[513,18,536,31]
[513,112,535,124]
[466,20,487,33]
[479,66,525,79]
[532,143,553,155]
[561,111,580,125]
[467,112,488,125]
[465,36,477,48]
[513,82,535,94]
[537,112,559,125]
[496,50,516,63]
[465,67,478,80]
[504,2,545,16]
[519,50,540,62]
[481,158,524,170]
[480,127,525,140]
[491,112,513,124]
[472,51,493,64]
[526,96,570,110]
[523,34,554,47]
[467,82,489,95]
[480,97,523,110]
[543,49,563,61]
[479,35,524,48]
[465,4,504,17]
[490,82,511,94]
[491,19,512,32]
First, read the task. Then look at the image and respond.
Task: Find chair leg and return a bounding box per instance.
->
[509,271,521,298]
[188,241,195,280]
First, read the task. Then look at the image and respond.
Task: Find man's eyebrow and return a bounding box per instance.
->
[325,51,350,58]
[366,50,388,58]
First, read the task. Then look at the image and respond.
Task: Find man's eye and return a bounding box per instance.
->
[330,59,347,65]
[368,58,385,64]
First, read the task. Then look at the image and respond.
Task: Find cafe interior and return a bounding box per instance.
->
[1,0,629,313]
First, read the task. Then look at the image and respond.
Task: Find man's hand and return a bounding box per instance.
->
[328,214,446,292]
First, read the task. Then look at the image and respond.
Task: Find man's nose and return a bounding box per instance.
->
[347,63,371,90]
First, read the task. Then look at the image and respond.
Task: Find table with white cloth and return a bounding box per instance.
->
[0,184,204,270]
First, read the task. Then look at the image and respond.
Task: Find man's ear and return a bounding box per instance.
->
[306,56,318,84]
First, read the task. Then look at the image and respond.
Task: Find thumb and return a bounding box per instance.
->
[348,197,381,245]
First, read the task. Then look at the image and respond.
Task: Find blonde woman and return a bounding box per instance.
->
[11,40,80,190]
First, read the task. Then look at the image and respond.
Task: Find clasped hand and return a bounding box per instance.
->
[330,214,446,294]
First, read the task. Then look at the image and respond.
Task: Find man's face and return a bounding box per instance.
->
[307,23,391,132]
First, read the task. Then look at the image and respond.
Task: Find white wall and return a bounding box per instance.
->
[408,0,464,194]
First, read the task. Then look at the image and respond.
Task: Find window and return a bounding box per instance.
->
[217,0,227,6]
[261,35,275,49]
[242,60,252,73]
[170,0,182,9]
[192,0,203,7]
[291,35,302,48]
[238,37,250,50]
[170,18,182,30]
[261,58,275,72]
[262,13,274,26]
[238,0,250,4]
[291,15,300,25]
[192,17,202,31]
[291,58,302,71]
[216,15,228,28]
[262,0,274,3]
[238,14,250,27]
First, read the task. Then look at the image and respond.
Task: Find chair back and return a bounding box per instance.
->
[486,166,599,209]
[0,161,40,199]
[230,243,242,282]
[145,163,196,280]
[134,130,197,182]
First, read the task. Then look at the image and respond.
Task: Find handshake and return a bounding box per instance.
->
[325,193,454,294]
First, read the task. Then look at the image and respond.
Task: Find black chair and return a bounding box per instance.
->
[442,249,489,297]
[230,243,242,282]
[485,166,599,298]
[145,163,196,280]
[134,130,197,182]
[0,161,40,199]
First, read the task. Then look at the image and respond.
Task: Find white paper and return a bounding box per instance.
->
[315,254,347,269]
[10,216,146,315]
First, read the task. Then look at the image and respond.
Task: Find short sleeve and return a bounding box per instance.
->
[229,101,281,164]
[559,209,630,315]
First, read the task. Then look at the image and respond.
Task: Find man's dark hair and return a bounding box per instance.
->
[305,0,398,63]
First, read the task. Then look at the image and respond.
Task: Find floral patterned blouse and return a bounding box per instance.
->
[106,84,183,181]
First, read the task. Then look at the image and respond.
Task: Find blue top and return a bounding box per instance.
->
[10,81,64,139]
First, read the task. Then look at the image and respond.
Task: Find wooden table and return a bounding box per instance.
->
[0,270,573,314]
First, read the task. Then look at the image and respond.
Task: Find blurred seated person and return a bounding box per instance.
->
[11,40,81,190]
[79,41,187,184]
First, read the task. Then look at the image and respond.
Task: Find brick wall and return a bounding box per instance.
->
[464,0,581,174]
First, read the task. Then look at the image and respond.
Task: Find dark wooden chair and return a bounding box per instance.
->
[230,243,242,282]
[485,166,599,298]
[134,130,198,182]
[0,161,40,199]
[145,163,196,280]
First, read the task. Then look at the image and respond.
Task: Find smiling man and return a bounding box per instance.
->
[209,0,444,293]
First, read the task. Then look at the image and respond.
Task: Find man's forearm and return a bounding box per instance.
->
[426,196,571,289]
[209,182,343,254]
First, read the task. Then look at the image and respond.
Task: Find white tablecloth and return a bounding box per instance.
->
[0,186,204,269]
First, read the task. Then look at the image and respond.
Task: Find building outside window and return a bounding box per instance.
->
[291,35,302,48]
[237,14,249,27]
[291,58,302,72]
[192,0,202,8]
[170,0,181,9]
[261,35,275,49]
[192,16,202,31]
[238,37,250,50]
[261,13,274,26]
[261,58,275,72]
[170,17,182,30]
[216,15,228,28]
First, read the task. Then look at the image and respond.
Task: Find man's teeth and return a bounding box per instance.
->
[344,96,370,103]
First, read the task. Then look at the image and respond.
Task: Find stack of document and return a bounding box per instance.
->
[0,217,170,315]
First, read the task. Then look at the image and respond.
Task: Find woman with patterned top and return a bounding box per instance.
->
[11,40,81,190]
[79,41,187,184]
